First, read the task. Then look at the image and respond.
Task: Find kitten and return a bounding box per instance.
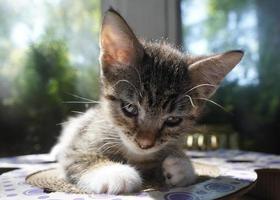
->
[51,8,243,194]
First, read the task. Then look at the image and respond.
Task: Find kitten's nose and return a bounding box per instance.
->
[135,137,155,149]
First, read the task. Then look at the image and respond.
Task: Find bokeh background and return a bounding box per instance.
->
[181,0,280,154]
[0,0,279,156]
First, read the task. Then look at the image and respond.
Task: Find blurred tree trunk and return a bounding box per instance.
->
[254,0,280,153]
[256,0,280,85]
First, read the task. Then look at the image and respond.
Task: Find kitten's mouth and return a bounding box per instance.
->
[119,133,161,155]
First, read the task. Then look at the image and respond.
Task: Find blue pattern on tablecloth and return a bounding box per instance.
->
[2,150,278,199]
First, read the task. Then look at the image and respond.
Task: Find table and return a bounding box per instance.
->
[0,150,279,200]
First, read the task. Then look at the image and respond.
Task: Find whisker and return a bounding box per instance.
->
[111,146,123,155]
[133,67,143,97]
[185,84,217,94]
[71,111,84,114]
[194,97,228,112]
[100,142,121,147]
[98,142,120,149]
[100,137,121,141]
[98,143,121,154]
[67,93,99,103]
[83,126,119,132]
[121,103,132,109]
[174,94,196,109]
[184,95,196,108]
[62,101,100,104]
[113,79,142,98]
[95,139,120,146]
[100,141,121,145]
[56,121,69,126]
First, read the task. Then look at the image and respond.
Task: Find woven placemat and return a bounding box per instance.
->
[25,162,220,194]
[26,168,85,193]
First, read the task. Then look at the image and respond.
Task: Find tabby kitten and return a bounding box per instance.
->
[51,9,243,194]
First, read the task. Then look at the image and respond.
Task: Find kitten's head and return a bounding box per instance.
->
[99,9,243,154]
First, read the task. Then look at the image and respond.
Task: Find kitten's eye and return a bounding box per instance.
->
[165,116,182,127]
[121,102,138,117]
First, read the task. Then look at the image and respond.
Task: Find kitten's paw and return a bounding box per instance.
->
[162,156,196,187]
[77,163,142,194]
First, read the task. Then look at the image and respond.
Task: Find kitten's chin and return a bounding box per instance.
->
[119,133,163,156]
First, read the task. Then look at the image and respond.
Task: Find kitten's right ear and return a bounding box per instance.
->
[100,9,144,71]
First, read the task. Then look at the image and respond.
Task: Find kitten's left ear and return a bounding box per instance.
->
[100,9,144,69]
[188,50,244,98]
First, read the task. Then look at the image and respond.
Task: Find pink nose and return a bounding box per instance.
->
[135,137,155,149]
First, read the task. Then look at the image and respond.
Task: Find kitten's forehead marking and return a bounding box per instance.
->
[137,102,146,121]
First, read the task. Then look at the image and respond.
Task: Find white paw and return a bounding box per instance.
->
[162,156,196,187]
[77,163,142,194]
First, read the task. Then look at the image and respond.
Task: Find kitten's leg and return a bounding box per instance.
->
[162,151,196,187]
[60,153,142,194]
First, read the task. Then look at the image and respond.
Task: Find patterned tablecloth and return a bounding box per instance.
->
[0,149,279,200]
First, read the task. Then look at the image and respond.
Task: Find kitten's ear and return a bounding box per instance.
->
[100,9,144,69]
[188,50,244,98]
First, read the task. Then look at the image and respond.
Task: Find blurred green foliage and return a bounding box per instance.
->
[1,0,279,156]
[12,38,76,152]
[16,39,75,107]
[0,0,101,156]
